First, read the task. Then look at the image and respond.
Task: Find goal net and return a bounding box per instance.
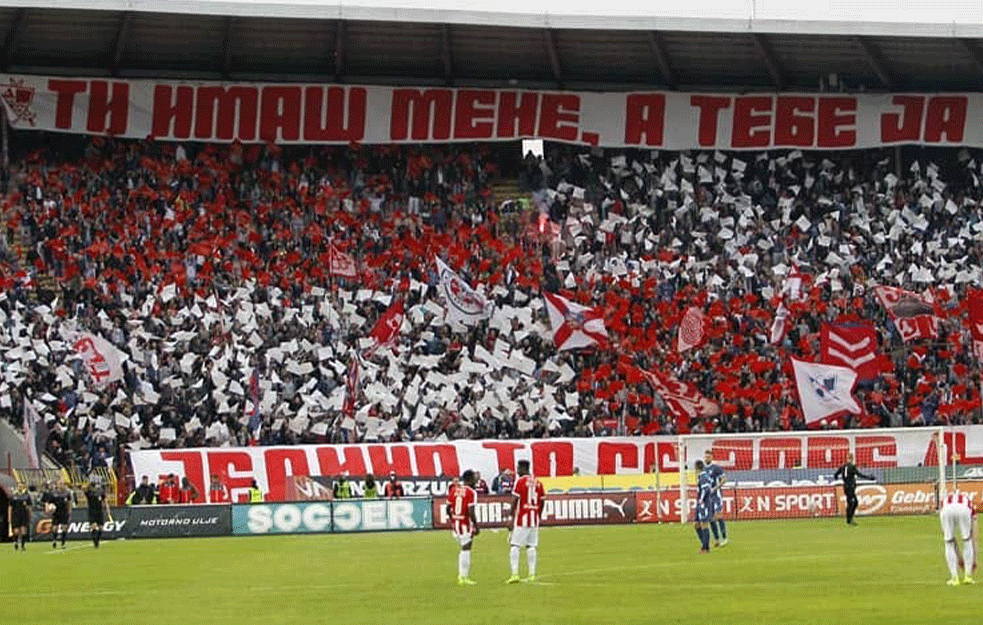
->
[676,427,951,524]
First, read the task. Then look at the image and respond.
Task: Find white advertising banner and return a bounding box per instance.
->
[3,74,981,149]
[130,428,983,502]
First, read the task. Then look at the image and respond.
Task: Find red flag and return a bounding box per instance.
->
[677,306,707,352]
[873,285,938,342]
[633,366,719,430]
[328,245,357,278]
[366,299,404,354]
[820,322,879,380]
[967,289,983,361]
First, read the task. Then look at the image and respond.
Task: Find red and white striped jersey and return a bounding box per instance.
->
[944,491,977,516]
[512,475,546,528]
[447,485,477,534]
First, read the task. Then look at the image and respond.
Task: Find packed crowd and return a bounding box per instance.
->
[1,134,981,475]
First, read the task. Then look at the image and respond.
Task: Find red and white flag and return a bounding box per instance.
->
[632,366,719,429]
[71,331,124,387]
[820,322,879,379]
[365,299,404,354]
[328,245,358,278]
[791,357,862,426]
[22,400,42,469]
[769,301,791,345]
[784,265,806,302]
[873,285,938,343]
[435,257,489,328]
[543,292,608,351]
[343,357,359,416]
[966,289,983,361]
[677,306,707,352]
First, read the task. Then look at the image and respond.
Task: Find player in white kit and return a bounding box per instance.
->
[940,490,977,586]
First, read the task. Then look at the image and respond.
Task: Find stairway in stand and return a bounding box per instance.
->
[3,203,51,304]
[490,178,522,206]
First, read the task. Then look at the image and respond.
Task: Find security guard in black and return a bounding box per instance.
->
[834,453,875,526]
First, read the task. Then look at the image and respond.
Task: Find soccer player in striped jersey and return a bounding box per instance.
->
[703,449,728,546]
[940,489,977,586]
[508,460,545,584]
[693,460,713,553]
[446,470,480,586]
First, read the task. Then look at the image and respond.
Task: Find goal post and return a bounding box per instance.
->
[677,427,949,525]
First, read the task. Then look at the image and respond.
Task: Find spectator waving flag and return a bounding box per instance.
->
[435,257,489,328]
[784,264,806,302]
[966,289,983,361]
[769,301,791,345]
[628,366,719,432]
[247,366,262,441]
[70,331,124,387]
[677,306,707,352]
[873,285,938,342]
[791,358,862,426]
[22,399,42,469]
[543,291,608,351]
[365,299,404,356]
[328,244,358,278]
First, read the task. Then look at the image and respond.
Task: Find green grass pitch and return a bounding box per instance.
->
[0,516,976,625]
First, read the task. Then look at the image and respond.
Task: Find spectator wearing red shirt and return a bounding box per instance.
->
[384,471,404,499]
[158,474,179,504]
[474,471,490,495]
[178,477,200,504]
[208,473,229,504]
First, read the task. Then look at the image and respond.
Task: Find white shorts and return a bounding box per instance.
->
[453,531,473,547]
[510,525,539,548]
[940,504,973,542]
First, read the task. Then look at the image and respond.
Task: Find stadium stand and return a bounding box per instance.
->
[2,4,983,486]
[1,132,982,478]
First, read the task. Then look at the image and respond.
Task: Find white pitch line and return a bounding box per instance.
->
[0,582,371,600]
[0,590,130,599]
[542,579,953,590]
[44,544,94,555]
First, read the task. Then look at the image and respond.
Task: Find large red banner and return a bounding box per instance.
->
[129,428,983,503]
[2,74,981,149]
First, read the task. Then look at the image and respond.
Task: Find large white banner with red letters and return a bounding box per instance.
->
[2,74,981,149]
[130,427,983,502]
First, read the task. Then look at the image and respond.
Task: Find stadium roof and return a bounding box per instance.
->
[2,2,983,91]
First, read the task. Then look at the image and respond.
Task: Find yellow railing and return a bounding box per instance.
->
[15,467,118,502]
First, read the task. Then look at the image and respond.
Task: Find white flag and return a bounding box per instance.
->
[71,331,124,387]
[791,358,861,426]
[435,257,488,327]
[23,401,41,469]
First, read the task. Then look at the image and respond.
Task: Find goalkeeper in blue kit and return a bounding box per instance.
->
[693,460,713,553]
[703,450,728,546]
